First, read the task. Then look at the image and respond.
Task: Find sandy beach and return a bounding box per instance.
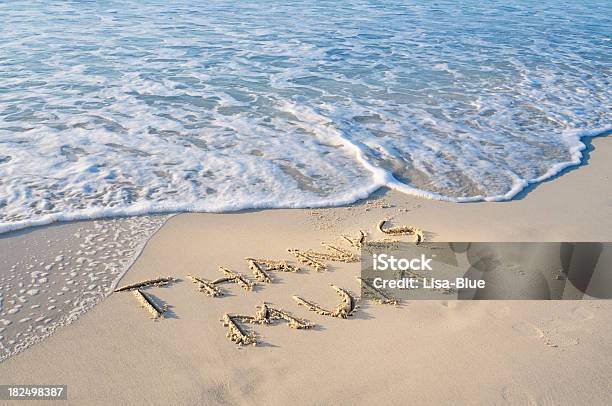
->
[0,137,609,405]
[1,1,610,404]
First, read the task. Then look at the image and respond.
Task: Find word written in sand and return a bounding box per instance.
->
[117,226,420,337]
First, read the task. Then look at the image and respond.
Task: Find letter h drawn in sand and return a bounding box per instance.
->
[188,267,255,297]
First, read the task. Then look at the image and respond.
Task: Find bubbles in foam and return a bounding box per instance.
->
[0,216,167,361]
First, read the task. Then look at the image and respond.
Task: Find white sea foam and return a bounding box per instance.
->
[0,216,167,362]
[0,0,610,232]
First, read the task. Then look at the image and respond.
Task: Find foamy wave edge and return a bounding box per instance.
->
[0,126,609,236]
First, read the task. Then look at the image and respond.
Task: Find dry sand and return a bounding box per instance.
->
[0,137,611,405]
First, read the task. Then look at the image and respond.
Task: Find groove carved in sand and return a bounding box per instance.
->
[293,284,357,318]
[187,274,223,297]
[261,303,314,329]
[366,238,402,248]
[222,303,313,347]
[357,277,399,305]
[287,231,364,270]
[246,259,273,283]
[222,314,257,346]
[245,258,300,273]
[218,267,255,291]
[302,250,340,262]
[132,288,167,319]
[114,276,175,292]
[341,230,366,250]
[287,249,327,272]
[320,242,358,262]
[377,219,424,244]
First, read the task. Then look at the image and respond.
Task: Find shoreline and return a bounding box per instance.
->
[0,215,168,362]
[0,137,610,404]
[1,130,609,237]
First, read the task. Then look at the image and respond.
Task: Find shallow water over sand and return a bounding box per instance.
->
[0,0,610,232]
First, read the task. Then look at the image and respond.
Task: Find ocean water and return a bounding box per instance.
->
[0,0,610,233]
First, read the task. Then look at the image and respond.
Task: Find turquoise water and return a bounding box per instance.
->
[0,0,610,232]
